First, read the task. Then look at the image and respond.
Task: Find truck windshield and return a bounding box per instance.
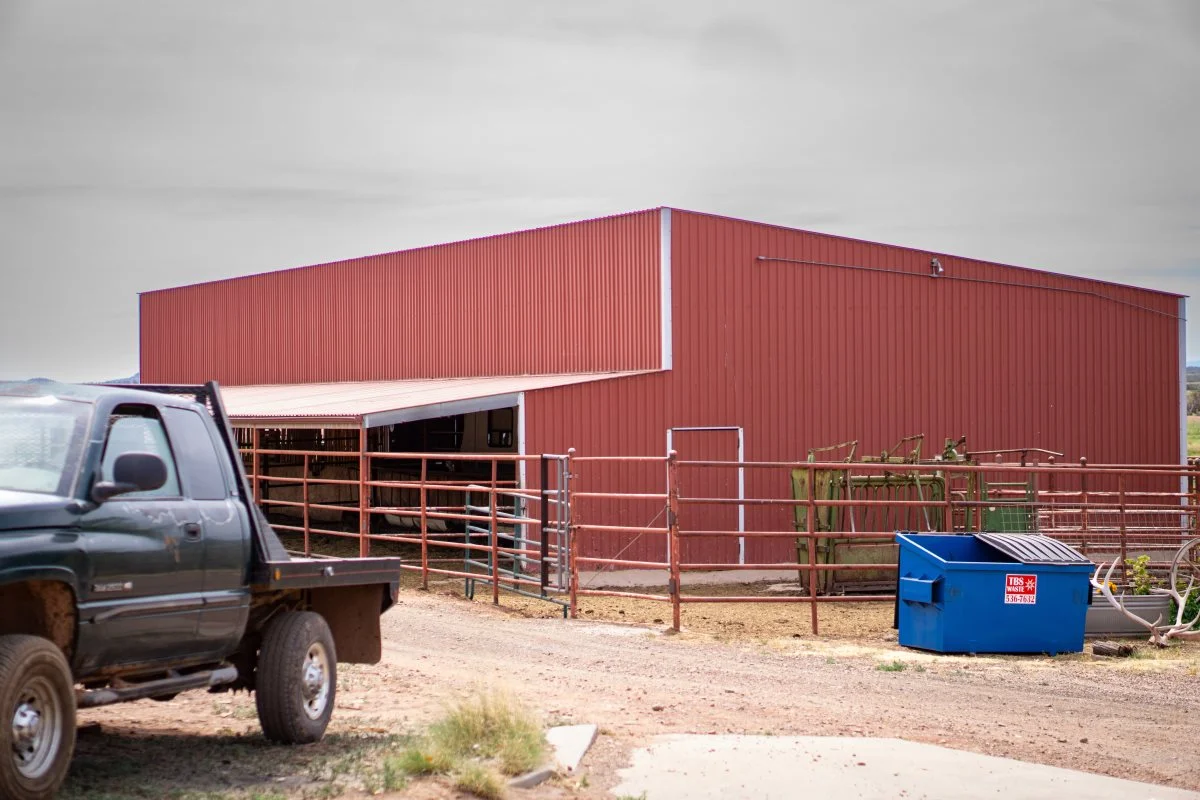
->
[0,395,92,496]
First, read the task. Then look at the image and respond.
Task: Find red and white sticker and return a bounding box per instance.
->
[1004,574,1037,604]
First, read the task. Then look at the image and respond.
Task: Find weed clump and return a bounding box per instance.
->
[394,689,547,798]
[453,762,506,799]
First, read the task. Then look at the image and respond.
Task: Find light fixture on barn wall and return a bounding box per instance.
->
[930,257,944,277]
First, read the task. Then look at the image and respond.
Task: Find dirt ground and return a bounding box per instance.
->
[63,576,1200,799]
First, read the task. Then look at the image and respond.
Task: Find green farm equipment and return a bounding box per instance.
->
[793,436,1052,594]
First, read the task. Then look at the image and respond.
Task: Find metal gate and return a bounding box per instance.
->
[464,454,572,614]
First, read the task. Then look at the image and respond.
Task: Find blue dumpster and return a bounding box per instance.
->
[895,532,1093,655]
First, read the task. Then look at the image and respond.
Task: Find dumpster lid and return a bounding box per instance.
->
[975,532,1091,565]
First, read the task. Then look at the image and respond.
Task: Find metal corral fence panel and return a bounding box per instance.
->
[240,442,573,609]
[239,439,1198,635]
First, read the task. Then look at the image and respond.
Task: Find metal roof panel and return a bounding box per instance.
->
[219,371,653,426]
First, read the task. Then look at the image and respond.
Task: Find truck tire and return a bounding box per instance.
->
[0,635,76,800]
[255,611,336,745]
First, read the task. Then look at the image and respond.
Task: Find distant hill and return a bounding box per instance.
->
[14,372,139,385]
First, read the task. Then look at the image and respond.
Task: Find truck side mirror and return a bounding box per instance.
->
[91,452,168,503]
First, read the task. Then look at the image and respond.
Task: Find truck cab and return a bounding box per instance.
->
[0,381,401,800]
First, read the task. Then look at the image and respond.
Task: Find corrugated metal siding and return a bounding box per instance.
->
[524,371,672,563]
[141,210,662,384]
[525,210,1184,564]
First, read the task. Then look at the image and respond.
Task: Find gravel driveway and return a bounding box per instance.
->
[66,586,1200,797]
[376,589,1199,794]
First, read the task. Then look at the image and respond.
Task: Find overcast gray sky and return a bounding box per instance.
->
[1,0,1197,381]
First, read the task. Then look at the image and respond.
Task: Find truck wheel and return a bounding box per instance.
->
[0,635,76,800]
[255,611,336,745]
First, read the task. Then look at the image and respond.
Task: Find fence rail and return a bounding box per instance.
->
[238,438,1199,634]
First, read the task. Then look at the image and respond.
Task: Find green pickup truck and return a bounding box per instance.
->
[0,381,401,800]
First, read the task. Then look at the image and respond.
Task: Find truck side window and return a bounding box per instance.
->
[161,407,229,500]
[100,410,181,499]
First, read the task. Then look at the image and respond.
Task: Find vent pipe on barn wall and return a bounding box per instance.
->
[660,208,673,371]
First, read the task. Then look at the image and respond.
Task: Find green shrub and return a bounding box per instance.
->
[1124,555,1158,595]
[1170,581,1200,630]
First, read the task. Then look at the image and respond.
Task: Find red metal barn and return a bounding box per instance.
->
[140,208,1187,564]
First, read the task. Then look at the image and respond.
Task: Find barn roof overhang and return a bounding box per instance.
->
[220,371,652,429]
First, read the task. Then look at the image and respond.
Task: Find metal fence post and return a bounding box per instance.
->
[807,463,818,635]
[419,457,429,590]
[540,456,550,596]
[490,459,500,605]
[302,453,311,556]
[251,427,261,507]
[1080,458,1090,556]
[667,450,681,632]
[1046,457,1056,537]
[1189,460,1198,535]
[567,449,579,619]
[1118,474,1128,585]
[943,465,954,532]
[358,427,369,558]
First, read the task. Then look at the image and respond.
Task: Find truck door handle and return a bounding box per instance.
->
[181,522,203,540]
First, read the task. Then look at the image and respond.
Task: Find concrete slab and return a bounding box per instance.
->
[546,723,598,773]
[508,766,555,789]
[611,735,1199,800]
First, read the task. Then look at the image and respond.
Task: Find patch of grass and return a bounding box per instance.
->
[393,689,547,798]
[1188,416,1199,458]
[616,794,648,800]
[392,744,455,776]
[380,755,410,791]
[426,690,546,776]
[876,660,907,672]
[453,762,505,800]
